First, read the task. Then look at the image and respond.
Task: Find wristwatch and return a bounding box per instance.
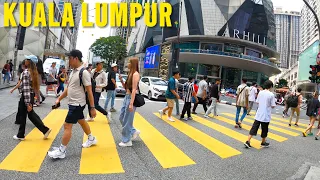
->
[90,107,95,109]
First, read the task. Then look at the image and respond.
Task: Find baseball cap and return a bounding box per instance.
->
[111,63,117,68]
[24,55,38,63]
[66,49,83,60]
[96,60,105,65]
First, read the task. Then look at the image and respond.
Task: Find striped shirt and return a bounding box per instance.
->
[21,69,34,106]
[184,82,194,102]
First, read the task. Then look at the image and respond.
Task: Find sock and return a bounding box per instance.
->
[59,144,66,152]
[88,134,94,141]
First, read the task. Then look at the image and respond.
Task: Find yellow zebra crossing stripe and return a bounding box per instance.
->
[154,113,241,159]
[192,115,261,149]
[222,113,300,136]
[210,115,287,142]
[0,109,68,172]
[79,112,124,174]
[134,113,195,168]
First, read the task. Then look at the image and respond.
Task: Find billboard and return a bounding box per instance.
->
[144,45,160,69]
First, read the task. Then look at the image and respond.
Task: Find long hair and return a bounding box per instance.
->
[126,57,139,89]
[27,60,40,91]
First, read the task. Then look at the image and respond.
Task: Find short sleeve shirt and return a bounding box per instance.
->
[249,86,258,102]
[106,71,116,90]
[165,77,176,99]
[236,83,249,107]
[67,66,91,106]
[197,80,208,98]
[255,90,276,122]
[47,67,57,82]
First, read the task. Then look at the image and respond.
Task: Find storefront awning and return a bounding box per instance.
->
[44,49,68,58]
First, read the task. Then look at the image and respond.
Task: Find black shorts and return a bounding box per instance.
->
[249,120,270,138]
[46,81,57,85]
[65,105,86,124]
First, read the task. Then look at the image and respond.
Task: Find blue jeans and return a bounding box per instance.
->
[104,90,115,110]
[57,83,64,94]
[119,94,137,143]
[165,98,180,115]
[3,72,10,83]
[235,106,247,123]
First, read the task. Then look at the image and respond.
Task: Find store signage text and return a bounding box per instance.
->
[221,29,267,46]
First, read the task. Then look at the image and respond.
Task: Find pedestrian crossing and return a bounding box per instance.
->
[0,109,311,174]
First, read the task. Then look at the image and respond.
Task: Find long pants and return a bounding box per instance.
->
[235,106,247,123]
[192,97,207,113]
[247,101,254,114]
[17,95,49,138]
[205,98,218,116]
[57,83,65,94]
[87,92,108,118]
[181,102,191,118]
[119,94,137,143]
[289,107,300,124]
[283,103,289,115]
[166,98,180,115]
[3,72,10,83]
[104,90,115,110]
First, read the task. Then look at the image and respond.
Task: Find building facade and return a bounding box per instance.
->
[126,0,280,89]
[274,8,301,69]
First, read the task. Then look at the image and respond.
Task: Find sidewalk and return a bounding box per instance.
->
[0,81,17,90]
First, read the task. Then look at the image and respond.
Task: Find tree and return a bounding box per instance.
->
[89,36,127,67]
[277,79,288,88]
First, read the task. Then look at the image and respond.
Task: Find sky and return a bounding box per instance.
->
[76,0,305,61]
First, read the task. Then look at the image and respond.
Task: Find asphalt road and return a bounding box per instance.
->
[0,87,319,180]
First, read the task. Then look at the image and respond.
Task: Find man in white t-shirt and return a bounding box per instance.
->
[235,78,249,128]
[247,82,258,116]
[192,76,208,114]
[244,80,276,148]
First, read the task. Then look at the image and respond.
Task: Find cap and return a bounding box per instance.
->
[66,49,83,60]
[24,55,38,63]
[96,60,104,65]
[111,63,118,68]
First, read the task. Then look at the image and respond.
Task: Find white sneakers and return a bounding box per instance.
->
[48,147,66,159]
[168,117,175,122]
[131,130,141,141]
[204,115,209,118]
[119,141,133,147]
[13,135,25,141]
[159,110,163,118]
[85,117,94,122]
[82,137,97,148]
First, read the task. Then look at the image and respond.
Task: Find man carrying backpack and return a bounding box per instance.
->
[287,88,303,127]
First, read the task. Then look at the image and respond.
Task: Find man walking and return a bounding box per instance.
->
[9,59,13,81]
[247,82,258,116]
[192,76,208,114]
[48,50,97,159]
[104,63,117,112]
[3,60,11,84]
[235,78,249,128]
[159,71,180,122]
[288,88,303,126]
[204,78,221,118]
[86,61,109,121]
[180,77,198,121]
[46,62,58,97]
[244,80,276,148]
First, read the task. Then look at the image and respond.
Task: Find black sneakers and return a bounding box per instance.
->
[244,141,252,148]
[261,142,270,148]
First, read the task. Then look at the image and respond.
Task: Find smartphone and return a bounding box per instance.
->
[52,102,61,110]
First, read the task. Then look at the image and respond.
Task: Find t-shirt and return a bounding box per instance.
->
[175,79,179,90]
[197,80,208,98]
[249,86,258,102]
[106,71,116,90]
[306,98,320,117]
[236,83,249,107]
[165,77,176,99]
[254,90,276,123]
[184,82,194,102]
[47,67,57,82]
[210,84,220,100]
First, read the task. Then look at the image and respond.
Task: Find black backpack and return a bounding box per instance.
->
[287,93,301,108]
[79,68,97,93]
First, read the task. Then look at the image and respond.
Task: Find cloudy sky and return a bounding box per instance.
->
[76,0,305,62]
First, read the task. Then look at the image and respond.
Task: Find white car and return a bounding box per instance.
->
[115,74,127,96]
[139,77,167,100]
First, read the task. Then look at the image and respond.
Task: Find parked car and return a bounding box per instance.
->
[139,77,167,100]
[115,74,127,96]
[220,89,226,95]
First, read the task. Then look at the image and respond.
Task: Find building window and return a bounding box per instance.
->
[294,72,297,78]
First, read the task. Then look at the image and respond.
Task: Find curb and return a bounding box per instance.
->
[287,162,320,180]
[0,83,16,90]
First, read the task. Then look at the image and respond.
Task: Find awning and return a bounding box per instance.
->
[44,49,68,58]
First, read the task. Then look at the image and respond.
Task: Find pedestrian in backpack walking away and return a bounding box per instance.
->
[302,91,320,137]
[244,80,276,148]
[48,50,97,159]
[14,57,52,141]
[159,71,181,122]
[85,60,109,121]
[117,58,141,147]
[192,76,208,114]
[104,63,118,112]
[282,90,291,117]
[235,78,250,128]
[288,88,303,127]
[247,82,258,116]
[204,78,221,118]
[180,77,198,121]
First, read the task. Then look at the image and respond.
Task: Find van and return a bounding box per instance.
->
[43,58,66,74]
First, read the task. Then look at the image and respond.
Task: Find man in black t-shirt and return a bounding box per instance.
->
[104,63,118,112]
[204,78,221,118]
[9,60,13,81]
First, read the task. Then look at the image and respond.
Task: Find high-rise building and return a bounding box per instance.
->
[274,8,301,69]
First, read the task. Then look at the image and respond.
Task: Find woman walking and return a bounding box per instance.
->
[14,57,51,140]
[302,91,320,137]
[118,58,140,147]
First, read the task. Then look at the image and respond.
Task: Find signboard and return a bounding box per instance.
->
[144,45,160,69]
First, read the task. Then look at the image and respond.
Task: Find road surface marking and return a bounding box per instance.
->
[270,117,309,128]
[79,112,124,174]
[192,115,261,149]
[134,113,195,168]
[222,113,300,137]
[154,113,241,159]
[0,109,68,172]
[211,115,287,142]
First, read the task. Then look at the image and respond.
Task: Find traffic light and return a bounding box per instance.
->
[309,65,317,83]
